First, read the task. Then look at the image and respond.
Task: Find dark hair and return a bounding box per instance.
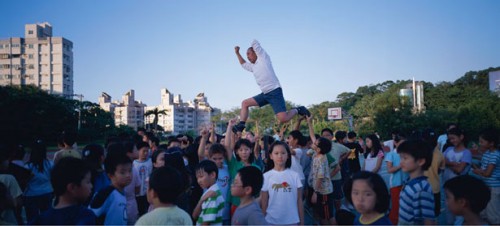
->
[317,137,332,155]
[195,160,218,179]
[238,166,263,197]
[60,131,77,146]
[421,128,438,149]
[137,127,146,133]
[443,175,490,214]
[13,144,25,160]
[347,131,357,139]
[289,130,306,147]
[335,131,347,142]
[447,127,466,144]
[266,141,292,172]
[82,143,105,171]
[150,137,160,146]
[136,141,150,150]
[234,139,255,163]
[346,171,390,214]
[27,140,48,173]
[164,151,191,191]
[149,166,185,204]
[397,140,433,171]
[167,137,181,147]
[104,151,132,175]
[152,150,165,165]
[208,143,227,159]
[122,140,136,154]
[479,128,499,148]
[51,157,91,197]
[366,134,383,158]
[321,128,333,137]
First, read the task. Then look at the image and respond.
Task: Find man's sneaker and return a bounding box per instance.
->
[232,123,245,134]
[296,106,311,117]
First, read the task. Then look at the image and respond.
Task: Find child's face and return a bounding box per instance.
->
[153,152,165,168]
[399,153,419,173]
[351,179,377,215]
[479,137,494,151]
[230,173,245,197]
[74,172,93,202]
[448,134,464,147]
[237,145,251,162]
[365,138,373,149]
[445,189,464,216]
[286,135,297,146]
[210,153,225,169]
[270,145,288,167]
[110,163,133,189]
[196,169,215,189]
[138,147,149,160]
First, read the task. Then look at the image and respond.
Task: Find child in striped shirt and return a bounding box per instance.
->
[193,160,225,226]
[472,128,500,225]
[398,140,435,225]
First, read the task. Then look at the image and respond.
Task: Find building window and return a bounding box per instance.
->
[28,54,34,59]
[28,44,34,49]
[28,64,34,69]
[28,30,33,34]
[12,44,20,48]
[0,54,9,59]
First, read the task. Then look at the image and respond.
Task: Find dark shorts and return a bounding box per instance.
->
[332,179,344,200]
[314,192,335,220]
[252,87,287,114]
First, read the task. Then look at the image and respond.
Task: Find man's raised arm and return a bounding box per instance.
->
[235,46,246,65]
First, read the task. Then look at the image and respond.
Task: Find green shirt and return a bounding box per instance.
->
[228,154,262,206]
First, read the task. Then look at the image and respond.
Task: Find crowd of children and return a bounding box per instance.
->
[0,118,498,226]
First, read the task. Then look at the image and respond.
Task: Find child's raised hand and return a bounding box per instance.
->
[306,114,313,123]
[235,46,240,53]
[228,118,237,126]
[200,128,209,138]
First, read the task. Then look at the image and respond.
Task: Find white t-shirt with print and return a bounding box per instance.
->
[261,169,303,224]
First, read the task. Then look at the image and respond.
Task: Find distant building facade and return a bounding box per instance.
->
[489,70,500,94]
[145,88,213,134]
[0,22,73,96]
[98,90,145,130]
[399,79,425,113]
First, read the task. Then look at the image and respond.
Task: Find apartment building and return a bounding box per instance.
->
[0,22,73,96]
[98,90,145,130]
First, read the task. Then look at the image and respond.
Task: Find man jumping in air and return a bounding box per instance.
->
[233,39,310,133]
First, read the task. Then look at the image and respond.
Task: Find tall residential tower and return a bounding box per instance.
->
[0,22,74,96]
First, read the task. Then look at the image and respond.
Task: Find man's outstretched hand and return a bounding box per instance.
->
[235,46,240,53]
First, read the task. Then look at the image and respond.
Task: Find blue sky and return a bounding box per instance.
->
[2,0,499,111]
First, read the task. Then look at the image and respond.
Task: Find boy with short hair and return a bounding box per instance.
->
[193,160,225,226]
[89,154,132,225]
[135,166,192,225]
[443,175,490,225]
[398,140,435,225]
[31,157,96,225]
[231,166,267,225]
[133,141,153,216]
[208,143,231,225]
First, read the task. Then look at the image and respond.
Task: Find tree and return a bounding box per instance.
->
[144,108,167,133]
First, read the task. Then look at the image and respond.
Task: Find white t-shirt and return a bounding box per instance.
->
[241,40,281,94]
[291,148,305,182]
[262,169,302,224]
[133,159,153,196]
[124,166,140,224]
[89,187,127,225]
